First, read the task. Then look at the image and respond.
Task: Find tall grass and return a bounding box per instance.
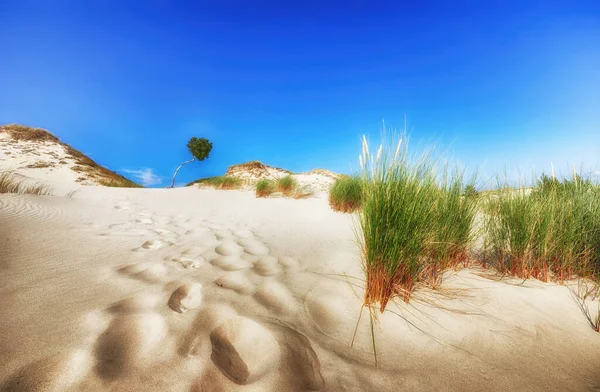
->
[276,175,297,195]
[98,178,143,188]
[329,176,363,213]
[484,173,600,282]
[0,171,52,195]
[256,178,275,197]
[357,133,477,310]
[191,176,243,190]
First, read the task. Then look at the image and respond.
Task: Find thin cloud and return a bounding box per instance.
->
[122,168,163,186]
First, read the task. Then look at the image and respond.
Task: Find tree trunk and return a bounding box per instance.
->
[170,158,196,188]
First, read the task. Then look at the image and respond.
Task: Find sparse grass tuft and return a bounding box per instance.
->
[277,175,297,195]
[256,178,275,197]
[98,178,143,188]
[191,176,243,190]
[329,176,363,213]
[0,124,60,143]
[291,185,315,199]
[0,171,53,195]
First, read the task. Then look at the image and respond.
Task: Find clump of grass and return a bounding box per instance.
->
[291,185,315,199]
[98,178,143,188]
[255,178,275,197]
[276,175,297,195]
[357,132,477,310]
[192,176,243,190]
[484,172,600,283]
[0,171,53,195]
[329,176,363,213]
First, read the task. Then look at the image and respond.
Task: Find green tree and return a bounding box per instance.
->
[170,137,213,188]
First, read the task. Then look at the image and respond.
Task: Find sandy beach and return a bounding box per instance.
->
[1,182,600,391]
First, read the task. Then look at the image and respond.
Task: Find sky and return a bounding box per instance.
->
[1,0,599,188]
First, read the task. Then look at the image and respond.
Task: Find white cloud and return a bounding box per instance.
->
[122,168,163,186]
[594,170,600,177]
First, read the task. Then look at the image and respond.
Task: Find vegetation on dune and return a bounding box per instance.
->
[329,176,363,213]
[98,177,144,188]
[0,171,53,195]
[484,172,600,283]
[357,133,478,310]
[1,124,142,188]
[276,175,297,195]
[0,124,60,143]
[189,176,243,190]
[256,178,275,197]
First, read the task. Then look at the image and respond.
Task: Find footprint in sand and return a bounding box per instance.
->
[253,279,297,314]
[100,222,153,237]
[134,217,154,225]
[278,256,300,273]
[233,229,255,239]
[117,262,171,283]
[113,202,131,210]
[170,256,205,269]
[133,239,173,252]
[214,272,256,295]
[108,293,162,313]
[181,245,213,258]
[168,283,203,313]
[209,316,280,385]
[94,313,167,379]
[213,229,235,241]
[253,255,281,277]
[214,240,245,257]
[211,255,254,271]
[238,238,270,257]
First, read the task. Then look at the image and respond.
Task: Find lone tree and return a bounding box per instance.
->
[170,137,213,188]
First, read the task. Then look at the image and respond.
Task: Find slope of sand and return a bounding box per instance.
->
[1,186,600,391]
[0,126,139,195]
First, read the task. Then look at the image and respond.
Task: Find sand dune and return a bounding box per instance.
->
[1,185,599,391]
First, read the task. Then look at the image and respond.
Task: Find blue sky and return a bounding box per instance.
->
[1,1,598,187]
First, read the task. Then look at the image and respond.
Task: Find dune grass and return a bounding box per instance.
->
[357,133,477,310]
[329,176,363,213]
[98,178,143,188]
[0,171,53,195]
[276,175,297,195]
[190,176,243,190]
[484,173,600,283]
[256,178,275,197]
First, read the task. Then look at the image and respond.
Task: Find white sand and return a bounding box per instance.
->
[1,184,600,391]
[1,132,600,391]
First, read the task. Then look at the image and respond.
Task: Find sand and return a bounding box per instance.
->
[1,184,600,391]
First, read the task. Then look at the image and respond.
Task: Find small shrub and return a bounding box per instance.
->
[0,171,52,195]
[329,176,363,213]
[277,175,297,194]
[256,179,275,197]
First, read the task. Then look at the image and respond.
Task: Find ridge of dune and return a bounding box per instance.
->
[0,124,140,190]
[190,160,344,194]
